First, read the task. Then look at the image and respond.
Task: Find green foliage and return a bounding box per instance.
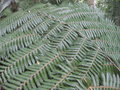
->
[0,0,80,18]
[97,0,120,25]
[0,3,120,90]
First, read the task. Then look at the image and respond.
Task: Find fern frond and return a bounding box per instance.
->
[0,3,120,90]
[0,32,41,57]
[87,73,120,90]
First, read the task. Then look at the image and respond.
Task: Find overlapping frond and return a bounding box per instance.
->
[87,73,120,90]
[0,3,120,90]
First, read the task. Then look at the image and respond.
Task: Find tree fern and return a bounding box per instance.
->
[0,3,120,90]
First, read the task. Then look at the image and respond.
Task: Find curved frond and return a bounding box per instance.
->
[0,3,120,90]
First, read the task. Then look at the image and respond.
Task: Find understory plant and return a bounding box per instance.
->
[0,2,120,90]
